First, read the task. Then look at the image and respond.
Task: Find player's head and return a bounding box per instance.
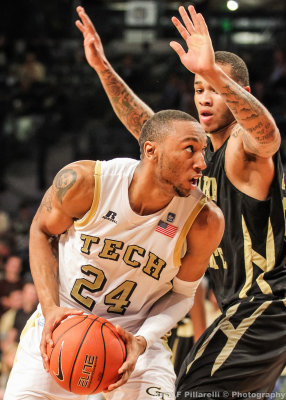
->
[194,51,250,134]
[215,51,249,87]
[139,110,207,197]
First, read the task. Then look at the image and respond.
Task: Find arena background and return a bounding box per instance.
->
[0,0,286,396]
[0,0,285,211]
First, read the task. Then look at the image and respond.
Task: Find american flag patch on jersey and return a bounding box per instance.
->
[155,220,178,238]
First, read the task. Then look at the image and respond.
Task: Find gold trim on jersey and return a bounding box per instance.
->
[74,161,102,228]
[186,300,272,376]
[19,311,40,341]
[173,194,207,267]
[239,215,275,298]
[15,311,41,365]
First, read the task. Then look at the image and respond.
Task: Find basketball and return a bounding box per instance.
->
[47,314,126,395]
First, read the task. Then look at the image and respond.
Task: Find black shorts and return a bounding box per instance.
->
[176,296,286,399]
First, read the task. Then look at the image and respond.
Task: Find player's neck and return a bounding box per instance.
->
[208,120,236,151]
[129,165,173,216]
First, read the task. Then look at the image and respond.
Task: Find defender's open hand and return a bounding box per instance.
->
[170,5,215,76]
[75,6,107,71]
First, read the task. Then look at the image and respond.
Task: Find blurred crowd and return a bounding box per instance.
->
[0,31,286,191]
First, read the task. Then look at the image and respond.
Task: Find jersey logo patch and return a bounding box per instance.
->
[155,220,178,238]
[167,212,176,222]
[102,210,118,224]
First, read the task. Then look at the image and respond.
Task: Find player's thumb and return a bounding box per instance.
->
[170,41,185,58]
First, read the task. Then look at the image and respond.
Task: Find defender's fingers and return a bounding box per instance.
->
[197,12,209,35]
[178,6,195,33]
[75,20,85,34]
[187,6,200,29]
[77,7,96,33]
[170,41,186,59]
[172,17,191,42]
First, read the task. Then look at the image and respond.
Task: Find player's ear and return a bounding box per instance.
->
[244,85,251,93]
[144,141,158,161]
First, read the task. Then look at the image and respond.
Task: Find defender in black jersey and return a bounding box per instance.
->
[170,6,286,397]
[76,4,286,398]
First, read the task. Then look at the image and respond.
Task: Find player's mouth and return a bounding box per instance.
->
[200,110,213,123]
[189,176,201,189]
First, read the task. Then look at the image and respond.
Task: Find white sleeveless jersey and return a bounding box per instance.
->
[58,158,206,333]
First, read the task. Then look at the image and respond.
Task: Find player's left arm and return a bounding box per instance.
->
[170,5,281,158]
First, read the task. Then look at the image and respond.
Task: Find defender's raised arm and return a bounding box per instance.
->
[75,6,153,139]
[170,5,281,158]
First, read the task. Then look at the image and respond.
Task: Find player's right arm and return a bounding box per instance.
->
[29,161,95,370]
[75,6,154,140]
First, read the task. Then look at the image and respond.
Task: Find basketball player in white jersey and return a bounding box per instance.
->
[4,110,224,400]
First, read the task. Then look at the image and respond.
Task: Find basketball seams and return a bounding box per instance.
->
[89,321,126,394]
[49,315,89,364]
[90,321,107,394]
[69,316,100,391]
[102,322,127,362]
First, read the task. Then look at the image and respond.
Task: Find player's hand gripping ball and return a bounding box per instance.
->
[47,314,126,395]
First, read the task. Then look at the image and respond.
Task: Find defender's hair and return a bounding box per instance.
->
[215,51,250,86]
[139,109,198,156]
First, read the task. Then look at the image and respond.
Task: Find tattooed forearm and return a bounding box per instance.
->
[221,84,262,122]
[220,80,280,154]
[54,168,77,203]
[100,69,153,139]
[248,122,263,133]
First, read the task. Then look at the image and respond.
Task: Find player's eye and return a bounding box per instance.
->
[186,145,194,153]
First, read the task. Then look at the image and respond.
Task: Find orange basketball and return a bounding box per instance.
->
[47,314,126,395]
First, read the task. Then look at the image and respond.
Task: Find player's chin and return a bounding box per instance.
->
[173,186,191,198]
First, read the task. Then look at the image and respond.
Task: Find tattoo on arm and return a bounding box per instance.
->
[222,84,262,122]
[231,124,242,138]
[102,70,153,138]
[54,169,77,203]
[221,82,279,154]
[40,188,53,213]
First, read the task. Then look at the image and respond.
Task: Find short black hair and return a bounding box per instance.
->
[139,109,198,156]
[215,51,249,86]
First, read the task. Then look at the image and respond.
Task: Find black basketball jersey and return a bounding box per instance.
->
[198,137,286,311]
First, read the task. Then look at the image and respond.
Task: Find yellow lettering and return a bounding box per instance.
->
[209,247,228,270]
[142,252,166,280]
[201,177,217,201]
[80,234,100,254]
[98,239,124,261]
[123,245,145,268]
[70,265,106,310]
[240,215,275,298]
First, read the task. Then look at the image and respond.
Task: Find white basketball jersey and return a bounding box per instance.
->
[58,158,206,333]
